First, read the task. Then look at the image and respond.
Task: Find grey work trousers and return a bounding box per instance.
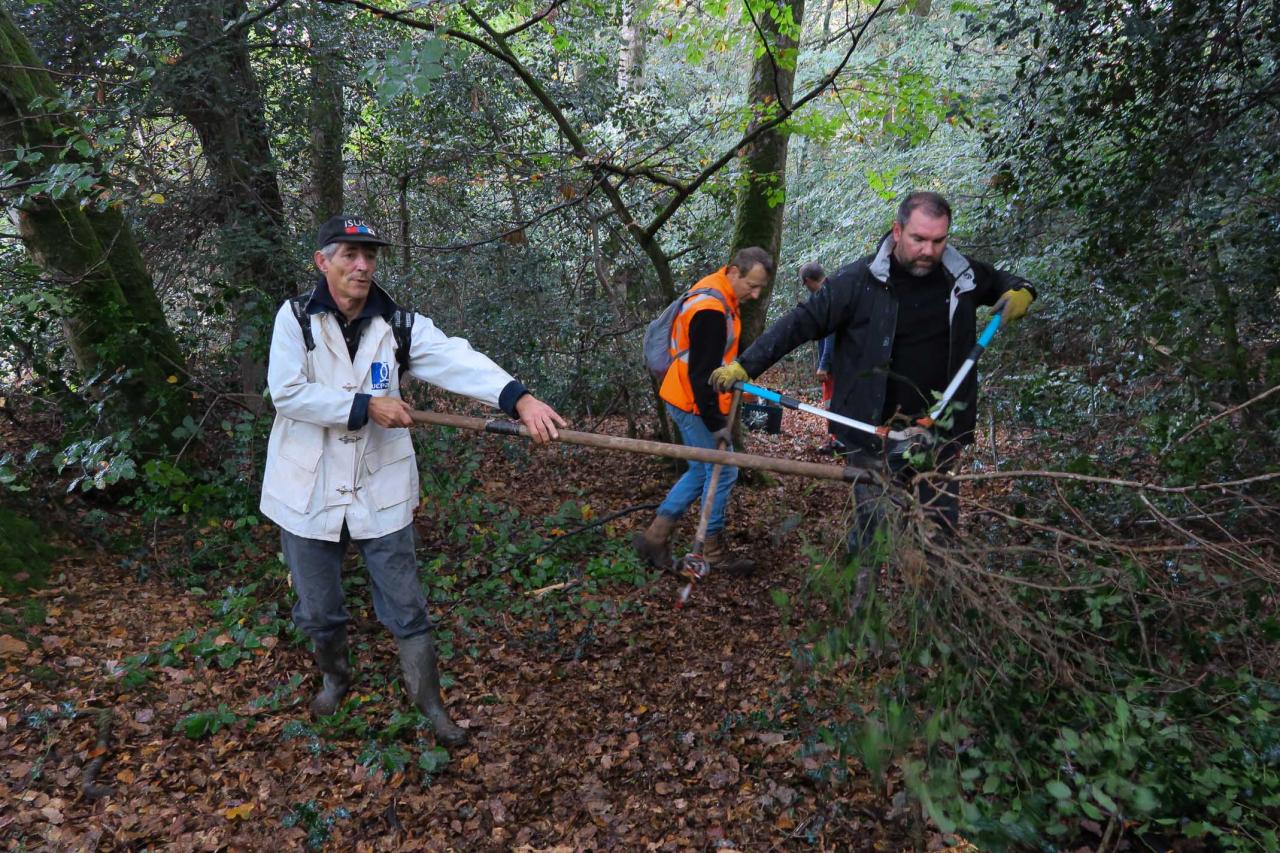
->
[281,523,430,644]
[845,443,960,557]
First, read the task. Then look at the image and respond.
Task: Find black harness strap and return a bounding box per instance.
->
[290,294,316,352]
[291,295,415,376]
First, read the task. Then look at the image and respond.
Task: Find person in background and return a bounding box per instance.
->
[799,261,841,453]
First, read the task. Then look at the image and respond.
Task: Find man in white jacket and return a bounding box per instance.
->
[261,214,565,747]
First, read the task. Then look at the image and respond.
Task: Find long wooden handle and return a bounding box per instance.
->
[408,409,866,483]
[690,388,744,548]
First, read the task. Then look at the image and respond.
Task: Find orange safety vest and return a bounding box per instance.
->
[659,268,741,415]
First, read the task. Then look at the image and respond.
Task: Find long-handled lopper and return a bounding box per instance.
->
[731,382,919,443]
[732,313,1005,452]
[674,388,742,609]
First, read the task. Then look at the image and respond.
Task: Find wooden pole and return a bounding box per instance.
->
[409,409,866,483]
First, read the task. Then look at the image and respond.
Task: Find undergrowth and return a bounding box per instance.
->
[790,362,1280,850]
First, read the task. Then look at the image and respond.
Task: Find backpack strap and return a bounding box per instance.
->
[290,294,316,352]
[670,288,735,364]
[293,290,414,376]
[390,306,415,377]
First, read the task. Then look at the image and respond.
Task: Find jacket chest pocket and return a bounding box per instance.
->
[362,431,417,509]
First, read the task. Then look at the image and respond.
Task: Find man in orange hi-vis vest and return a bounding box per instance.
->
[633,247,773,574]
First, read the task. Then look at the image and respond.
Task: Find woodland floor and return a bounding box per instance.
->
[0,376,979,851]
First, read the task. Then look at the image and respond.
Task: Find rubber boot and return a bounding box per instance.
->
[632,514,676,570]
[397,633,468,747]
[310,628,352,719]
[702,533,757,577]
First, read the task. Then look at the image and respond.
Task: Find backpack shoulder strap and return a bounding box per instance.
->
[670,287,736,362]
[684,287,735,354]
[391,307,415,376]
[290,295,315,351]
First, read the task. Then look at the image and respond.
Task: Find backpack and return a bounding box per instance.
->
[642,287,735,381]
[289,294,415,377]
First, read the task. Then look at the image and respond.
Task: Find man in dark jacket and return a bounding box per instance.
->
[712,192,1034,554]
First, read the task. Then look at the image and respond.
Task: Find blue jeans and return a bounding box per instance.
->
[281,523,431,643]
[657,403,738,536]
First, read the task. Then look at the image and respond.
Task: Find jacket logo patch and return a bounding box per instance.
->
[371,362,392,390]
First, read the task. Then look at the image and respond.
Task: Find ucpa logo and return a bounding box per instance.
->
[370,361,391,390]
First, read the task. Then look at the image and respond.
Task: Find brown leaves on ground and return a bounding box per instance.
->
[1,395,926,851]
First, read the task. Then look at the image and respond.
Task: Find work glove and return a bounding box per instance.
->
[710,424,734,448]
[709,361,749,393]
[993,287,1033,323]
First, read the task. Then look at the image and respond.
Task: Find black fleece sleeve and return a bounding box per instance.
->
[687,310,728,432]
[969,256,1036,307]
[738,264,856,379]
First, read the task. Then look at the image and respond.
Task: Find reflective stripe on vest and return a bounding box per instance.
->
[669,291,736,365]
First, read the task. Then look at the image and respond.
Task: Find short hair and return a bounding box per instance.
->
[799,261,825,283]
[896,191,952,227]
[728,246,775,277]
[318,241,380,261]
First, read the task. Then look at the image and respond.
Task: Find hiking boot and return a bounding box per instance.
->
[632,514,676,570]
[398,633,468,748]
[310,627,352,719]
[702,533,757,577]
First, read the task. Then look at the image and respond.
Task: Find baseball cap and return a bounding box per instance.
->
[316,214,392,248]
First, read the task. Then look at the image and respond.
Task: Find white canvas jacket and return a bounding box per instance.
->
[260,298,518,542]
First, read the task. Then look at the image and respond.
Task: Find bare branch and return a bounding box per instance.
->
[941,468,1280,494]
[1173,382,1280,446]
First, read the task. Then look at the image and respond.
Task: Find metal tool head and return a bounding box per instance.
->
[677,553,711,582]
[888,426,936,460]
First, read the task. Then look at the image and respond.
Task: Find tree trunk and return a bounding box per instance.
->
[731,0,806,350]
[0,8,188,445]
[618,0,647,92]
[162,0,292,403]
[304,45,346,227]
[1205,244,1253,406]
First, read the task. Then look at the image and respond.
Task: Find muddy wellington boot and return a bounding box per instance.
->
[632,514,676,570]
[398,633,469,748]
[310,628,352,718]
[702,533,757,577]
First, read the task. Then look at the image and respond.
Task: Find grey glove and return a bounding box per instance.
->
[710,425,734,448]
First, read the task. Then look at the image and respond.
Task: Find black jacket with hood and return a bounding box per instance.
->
[737,233,1033,452]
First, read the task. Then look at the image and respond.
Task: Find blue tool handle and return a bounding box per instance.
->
[977,314,1001,348]
[737,381,803,409]
[738,381,780,404]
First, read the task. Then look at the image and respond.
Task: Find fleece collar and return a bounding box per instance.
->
[869,231,975,296]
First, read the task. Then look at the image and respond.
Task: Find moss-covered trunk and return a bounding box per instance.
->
[0,8,188,444]
[163,0,293,403]
[730,0,806,350]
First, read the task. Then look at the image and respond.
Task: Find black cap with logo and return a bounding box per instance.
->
[316,215,392,248]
